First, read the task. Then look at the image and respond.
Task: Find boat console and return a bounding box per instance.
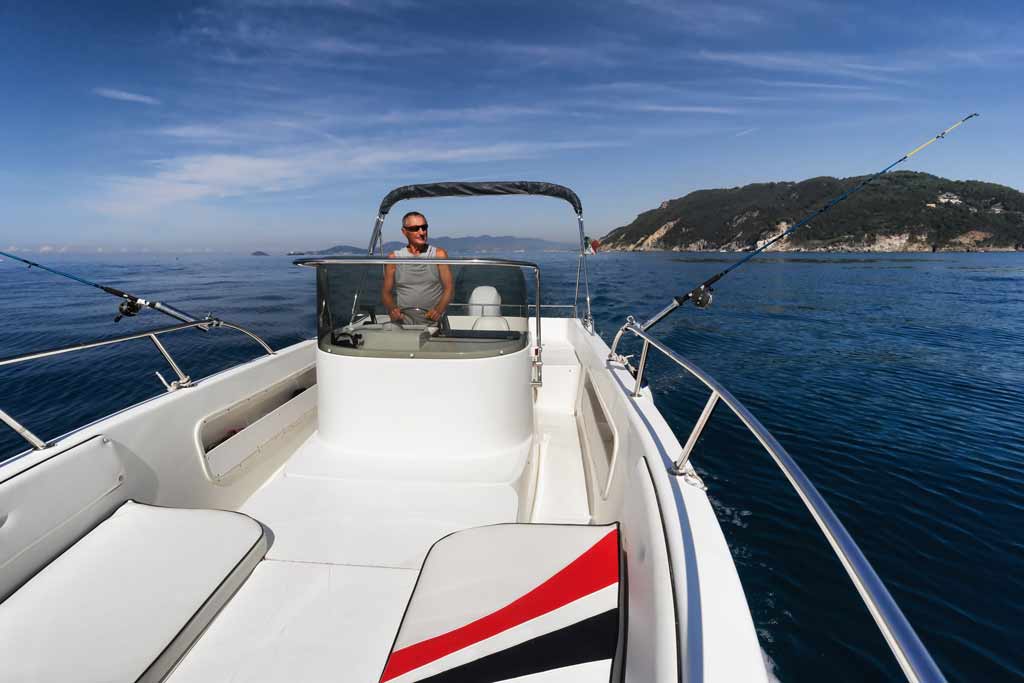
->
[293,258,542,485]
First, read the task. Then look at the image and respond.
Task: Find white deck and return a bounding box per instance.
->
[243,463,520,569]
[169,358,590,681]
[168,561,416,682]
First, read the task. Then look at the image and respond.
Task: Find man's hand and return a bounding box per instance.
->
[389,307,403,322]
[426,308,443,321]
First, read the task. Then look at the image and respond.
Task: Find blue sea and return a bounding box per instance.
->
[1,251,1021,682]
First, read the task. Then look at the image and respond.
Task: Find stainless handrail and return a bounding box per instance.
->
[531,303,578,319]
[296,257,545,385]
[611,321,946,683]
[0,318,275,451]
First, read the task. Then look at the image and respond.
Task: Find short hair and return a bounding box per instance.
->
[402,211,426,227]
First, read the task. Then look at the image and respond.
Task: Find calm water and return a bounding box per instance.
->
[1,251,1021,682]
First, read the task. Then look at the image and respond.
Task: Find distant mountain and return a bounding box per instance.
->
[251,250,270,256]
[288,244,364,256]
[601,172,1024,252]
[293,235,574,255]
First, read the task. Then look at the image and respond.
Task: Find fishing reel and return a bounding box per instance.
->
[693,286,713,309]
[114,299,143,322]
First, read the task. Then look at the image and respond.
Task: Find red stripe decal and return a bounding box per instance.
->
[380,528,619,682]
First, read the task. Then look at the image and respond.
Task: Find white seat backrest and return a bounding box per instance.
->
[467,286,501,316]
[0,436,129,600]
[472,316,510,331]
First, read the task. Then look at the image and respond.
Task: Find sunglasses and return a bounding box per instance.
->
[403,223,428,232]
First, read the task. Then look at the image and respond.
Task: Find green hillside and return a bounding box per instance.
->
[601,172,1024,252]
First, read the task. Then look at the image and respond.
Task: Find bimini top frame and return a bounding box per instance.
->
[365,181,594,331]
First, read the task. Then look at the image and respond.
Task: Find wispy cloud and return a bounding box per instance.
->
[945,46,1024,66]
[626,0,767,34]
[735,127,758,137]
[90,138,617,216]
[696,50,915,84]
[158,124,247,143]
[156,105,556,147]
[616,103,740,115]
[372,105,555,125]
[93,87,161,105]
[183,9,440,68]
[750,79,874,90]
[488,42,621,68]
[228,0,415,11]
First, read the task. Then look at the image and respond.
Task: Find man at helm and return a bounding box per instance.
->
[381,211,454,324]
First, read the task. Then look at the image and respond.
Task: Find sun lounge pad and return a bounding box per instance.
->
[0,501,267,682]
[380,523,622,682]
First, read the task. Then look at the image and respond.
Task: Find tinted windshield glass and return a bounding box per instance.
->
[316,262,531,359]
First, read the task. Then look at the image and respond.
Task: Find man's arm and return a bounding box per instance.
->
[381,254,402,321]
[427,247,455,321]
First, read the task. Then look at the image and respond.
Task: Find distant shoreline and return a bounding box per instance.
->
[599,245,1023,254]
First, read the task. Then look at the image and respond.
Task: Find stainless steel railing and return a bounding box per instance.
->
[0,318,274,452]
[609,319,947,683]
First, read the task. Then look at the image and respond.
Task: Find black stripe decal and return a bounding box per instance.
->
[414,608,619,683]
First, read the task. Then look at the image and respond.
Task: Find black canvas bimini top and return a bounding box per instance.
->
[378,181,583,217]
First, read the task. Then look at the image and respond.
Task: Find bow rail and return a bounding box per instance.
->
[0,319,274,452]
[609,320,946,683]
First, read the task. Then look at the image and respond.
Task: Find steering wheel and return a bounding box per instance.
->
[397,306,430,325]
[397,307,449,333]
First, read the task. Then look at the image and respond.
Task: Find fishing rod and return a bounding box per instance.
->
[639,112,980,333]
[0,249,202,324]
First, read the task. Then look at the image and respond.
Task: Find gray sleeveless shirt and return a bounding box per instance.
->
[393,245,444,312]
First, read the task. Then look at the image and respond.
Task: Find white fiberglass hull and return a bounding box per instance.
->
[0,318,766,682]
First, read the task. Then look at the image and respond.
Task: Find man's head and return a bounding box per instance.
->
[401,211,429,249]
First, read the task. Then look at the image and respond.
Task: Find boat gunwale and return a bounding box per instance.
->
[607,320,947,683]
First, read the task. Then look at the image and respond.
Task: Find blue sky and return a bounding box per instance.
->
[1,0,1020,252]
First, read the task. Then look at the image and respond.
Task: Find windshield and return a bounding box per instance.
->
[315,261,533,359]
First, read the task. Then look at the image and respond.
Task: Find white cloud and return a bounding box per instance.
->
[158,124,244,142]
[696,50,914,84]
[372,105,554,125]
[624,103,739,114]
[627,0,767,34]
[945,46,1024,66]
[90,138,616,216]
[488,42,621,68]
[93,88,162,105]
[183,11,440,68]
[227,0,414,10]
[154,106,555,148]
[750,79,873,90]
[735,127,758,137]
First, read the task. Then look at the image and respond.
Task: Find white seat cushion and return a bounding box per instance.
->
[0,501,267,683]
[380,523,622,682]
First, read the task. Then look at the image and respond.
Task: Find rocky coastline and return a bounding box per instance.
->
[600,172,1024,253]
